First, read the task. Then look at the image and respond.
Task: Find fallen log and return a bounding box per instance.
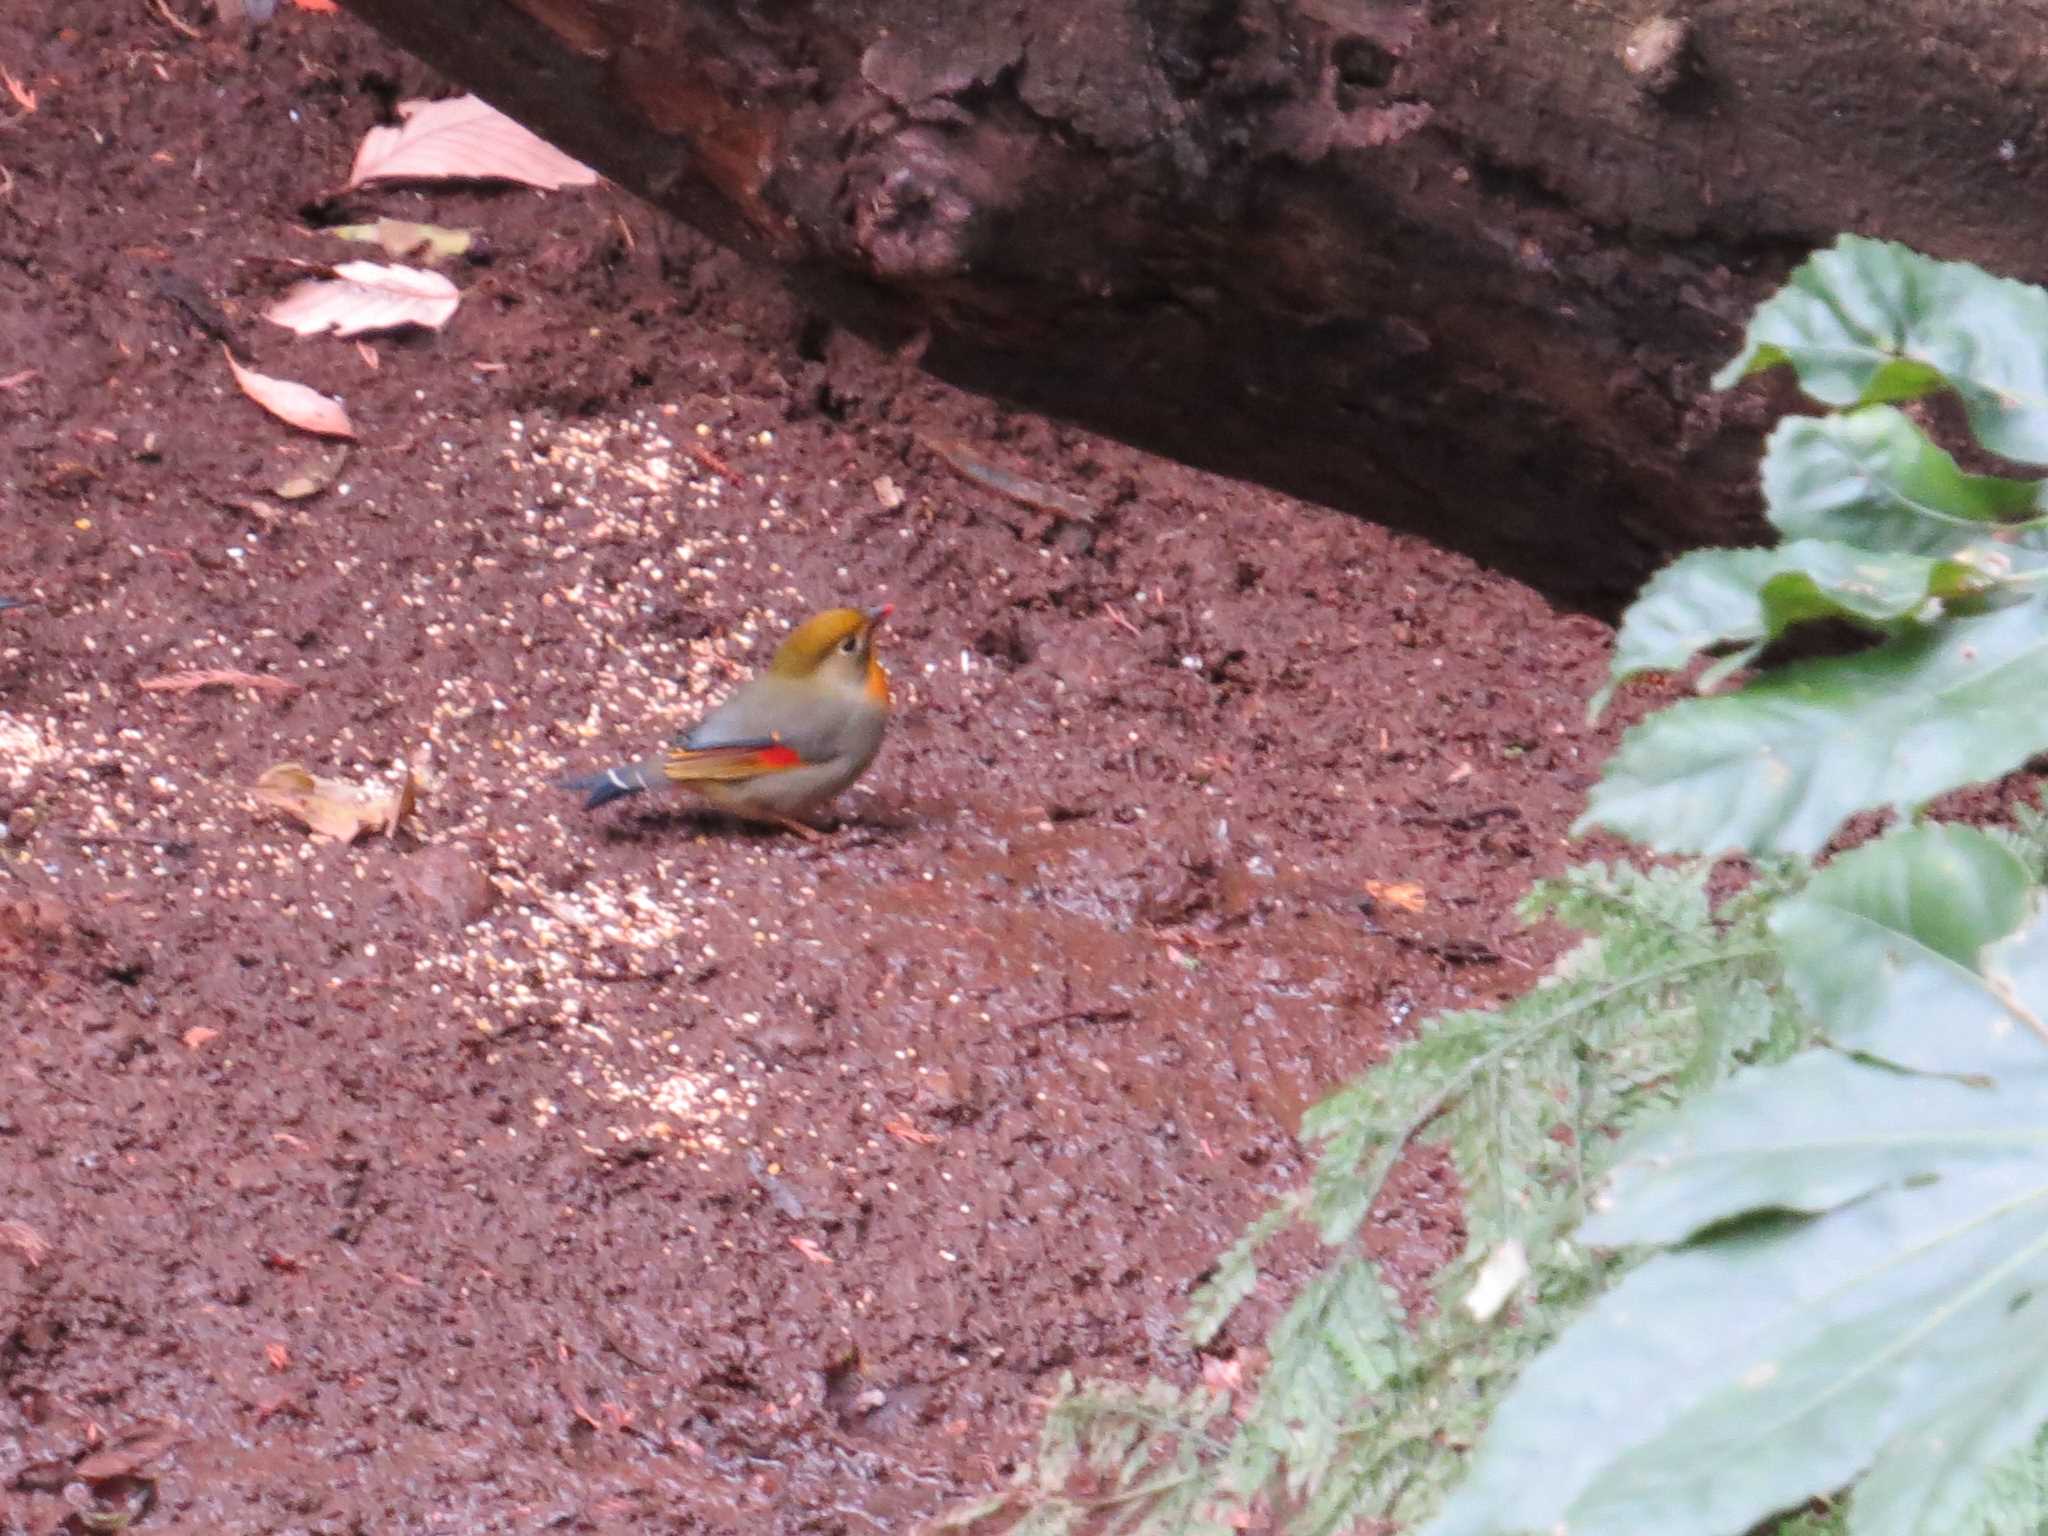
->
[335,0,2047,603]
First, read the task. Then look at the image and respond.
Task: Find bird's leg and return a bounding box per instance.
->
[762,812,827,842]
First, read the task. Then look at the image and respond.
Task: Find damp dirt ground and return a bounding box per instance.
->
[0,4,1626,1531]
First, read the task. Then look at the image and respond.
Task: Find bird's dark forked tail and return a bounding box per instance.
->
[559,760,658,810]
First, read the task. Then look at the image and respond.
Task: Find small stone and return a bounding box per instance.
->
[400,843,495,928]
[1622,16,1694,95]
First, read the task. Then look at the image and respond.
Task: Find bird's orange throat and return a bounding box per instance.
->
[865,657,892,707]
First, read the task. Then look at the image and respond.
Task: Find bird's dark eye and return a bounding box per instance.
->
[841,636,861,654]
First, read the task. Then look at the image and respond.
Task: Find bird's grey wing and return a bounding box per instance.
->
[674,691,765,751]
[677,680,847,763]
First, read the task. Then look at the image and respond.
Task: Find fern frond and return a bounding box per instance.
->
[968,858,1818,1536]
[1185,1198,1300,1347]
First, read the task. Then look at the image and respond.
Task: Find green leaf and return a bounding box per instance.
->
[1428,844,2048,1536]
[1580,593,2048,856]
[1593,540,1995,717]
[1426,1046,2048,1536]
[1854,1370,2048,1536]
[1939,1425,2048,1536]
[1762,409,2046,555]
[1757,545,1989,632]
[1587,1051,2044,1245]
[1771,824,2041,1076]
[1716,234,2048,464]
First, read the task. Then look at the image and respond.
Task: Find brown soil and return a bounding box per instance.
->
[0,5,1621,1531]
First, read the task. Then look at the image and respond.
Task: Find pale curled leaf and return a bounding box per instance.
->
[252,762,416,842]
[1461,1240,1529,1322]
[345,94,598,191]
[264,262,459,338]
[223,348,355,438]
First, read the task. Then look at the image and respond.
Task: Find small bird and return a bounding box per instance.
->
[562,604,894,839]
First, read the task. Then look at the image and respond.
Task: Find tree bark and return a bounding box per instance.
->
[333,0,2048,604]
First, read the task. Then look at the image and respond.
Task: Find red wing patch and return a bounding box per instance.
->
[662,738,805,784]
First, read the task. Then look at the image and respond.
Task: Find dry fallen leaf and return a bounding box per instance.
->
[882,1117,939,1146]
[346,95,599,191]
[1200,1354,1246,1394]
[140,669,299,697]
[224,348,355,439]
[252,763,417,842]
[74,1419,185,1483]
[789,1236,834,1267]
[0,1217,51,1269]
[1,63,35,114]
[329,217,474,263]
[265,262,460,338]
[1363,879,1428,914]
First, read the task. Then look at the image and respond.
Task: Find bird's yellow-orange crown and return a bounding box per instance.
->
[767,605,890,677]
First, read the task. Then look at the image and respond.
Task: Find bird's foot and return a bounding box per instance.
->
[764,813,828,842]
